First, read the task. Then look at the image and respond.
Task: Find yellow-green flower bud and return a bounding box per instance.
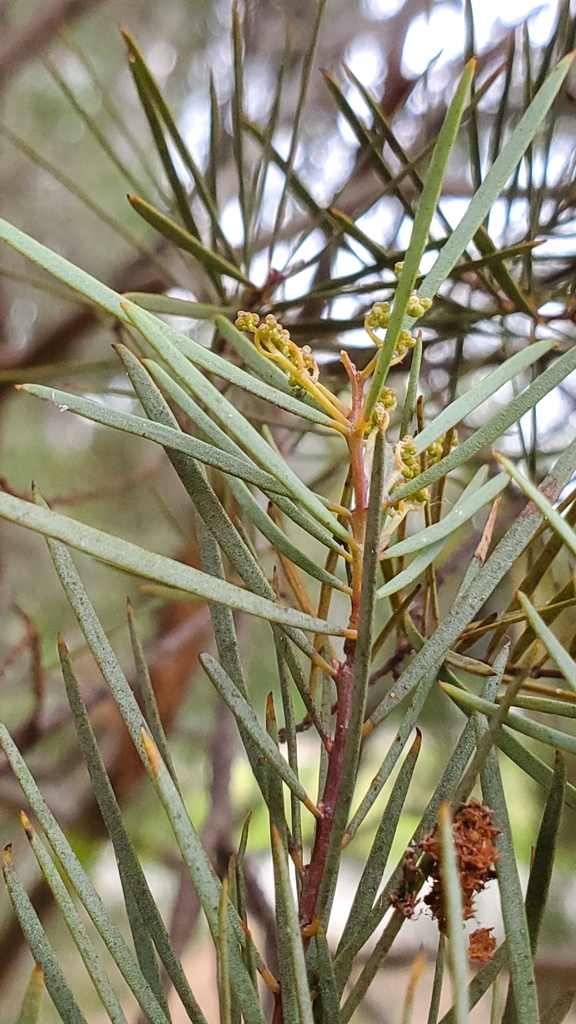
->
[426,439,444,463]
[368,395,394,433]
[367,301,391,330]
[396,436,420,479]
[406,294,433,319]
[425,431,458,465]
[379,386,397,410]
[412,489,429,505]
[367,404,387,432]
[235,311,260,332]
[258,314,291,353]
[393,329,416,362]
[394,261,404,278]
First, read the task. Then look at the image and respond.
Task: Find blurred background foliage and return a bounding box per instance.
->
[1,0,576,1020]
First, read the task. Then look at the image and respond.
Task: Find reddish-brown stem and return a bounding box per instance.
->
[298,645,355,932]
[298,352,371,932]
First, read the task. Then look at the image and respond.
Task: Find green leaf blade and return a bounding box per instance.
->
[200,653,320,819]
[2,848,88,1024]
[420,51,576,300]
[19,384,291,495]
[21,813,130,1024]
[0,491,345,635]
[517,591,576,692]
[127,194,251,285]
[365,60,475,416]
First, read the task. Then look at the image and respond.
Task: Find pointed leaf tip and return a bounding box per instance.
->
[140,727,162,773]
[120,27,137,55]
[19,811,33,838]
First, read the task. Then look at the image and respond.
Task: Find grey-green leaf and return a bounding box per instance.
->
[420,51,576,300]
[0,491,345,635]
[3,847,88,1024]
[517,591,576,692]
[200,653,321,819]
[19,384,291,495]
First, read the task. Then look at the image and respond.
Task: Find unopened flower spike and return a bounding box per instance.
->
[235,310,350,429]
[426,431,458,466]
[364,398,391,438]
[394,437,432,503]
[364,301,421,366]
[236,311,319,380]
[367,302,391,330]
[364,388,397,437]
[235,311,259,333]
[395,436,419,480]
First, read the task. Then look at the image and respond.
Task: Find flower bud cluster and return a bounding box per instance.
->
[235,311,259,333]
[365,389,397,435]
[406,294,432,319]
[235,311,319,386]
[396,436,419,480]
[236,311,291,357]
[393,329,416,364]
[365,292,432,366]
[366,302,391,331]
[379,386,397,411]
[426,430,458,466]
[391,437,427,504]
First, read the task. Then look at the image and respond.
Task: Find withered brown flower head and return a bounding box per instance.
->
[468,926,498,963]
[390,800,500,961]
